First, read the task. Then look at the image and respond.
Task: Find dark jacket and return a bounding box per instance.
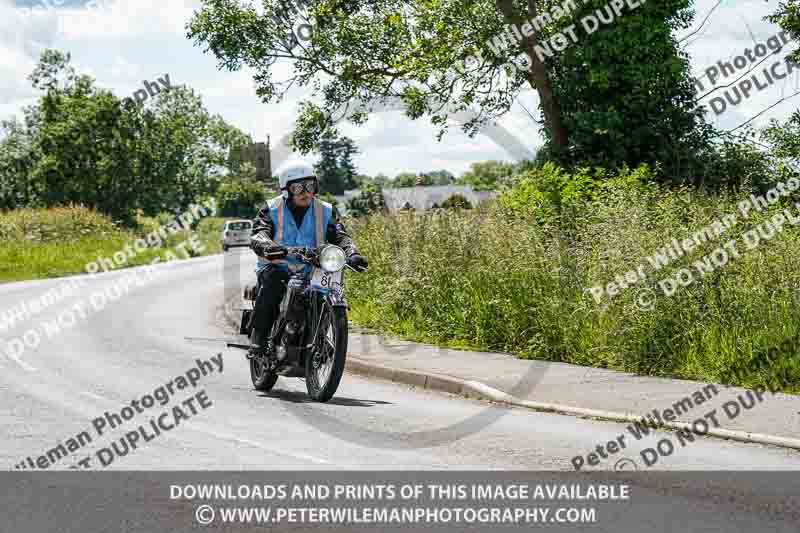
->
[250,197,359,258]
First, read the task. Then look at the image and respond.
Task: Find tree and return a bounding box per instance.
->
[338,136,358,188]
[187,0,706,175]
[392,172,419,188]
[426,169,455,185]
[541,0,708,182]
[456,160,515,190]
[387,170,454,187]
[768,2,800,63]
[0,49,252,222]
[314,131,359,195]
[216,163,269,217]
[354,172,392,189]
[372,173,390,188]
[186,0,563,154]
[0,117,39,210]
[24,50,149,224]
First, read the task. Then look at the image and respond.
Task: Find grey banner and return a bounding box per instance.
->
[2,471,799,532]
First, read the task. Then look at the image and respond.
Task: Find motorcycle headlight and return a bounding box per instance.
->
[320,245,346,272]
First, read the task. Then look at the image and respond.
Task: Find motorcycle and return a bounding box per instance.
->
[228,245,357,402]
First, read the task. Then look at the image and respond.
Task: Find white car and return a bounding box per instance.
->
[221,220,253,251]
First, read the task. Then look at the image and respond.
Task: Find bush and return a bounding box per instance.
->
[346,183,386,217]
[346,165,800,393]
[497,162,617,225]
[439,194,472,210]
[0,204,122,243]
[194,217,228,254]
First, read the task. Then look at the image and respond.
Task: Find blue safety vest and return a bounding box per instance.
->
[255,195,333,274]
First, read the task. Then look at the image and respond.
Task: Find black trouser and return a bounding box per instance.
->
[250,265,290,335]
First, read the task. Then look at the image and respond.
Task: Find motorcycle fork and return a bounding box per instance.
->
[307,292,331,364]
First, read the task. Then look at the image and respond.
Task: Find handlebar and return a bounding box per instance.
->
[263,246,319,264]
[262,246,362,272]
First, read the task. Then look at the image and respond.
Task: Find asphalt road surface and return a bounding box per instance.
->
[2,249,799,472]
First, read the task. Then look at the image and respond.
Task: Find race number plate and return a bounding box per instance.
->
[310,268,342,290]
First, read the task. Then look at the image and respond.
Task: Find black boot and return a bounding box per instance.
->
[247,328,268,360]
[252,327,267,348]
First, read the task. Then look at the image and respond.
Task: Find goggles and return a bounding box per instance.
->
[286,178,317,195]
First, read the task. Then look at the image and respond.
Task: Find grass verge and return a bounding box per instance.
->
[0,206,227,282]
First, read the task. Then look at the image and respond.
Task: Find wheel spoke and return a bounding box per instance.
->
[315,317,334,385]
[325,322,335,351]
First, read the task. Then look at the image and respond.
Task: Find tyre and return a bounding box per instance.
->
[250,356,278,391]
[222,244,229,252]
[305,305,348,402]
[249,329,278,392]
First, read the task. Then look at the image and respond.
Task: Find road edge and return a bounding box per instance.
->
[223,297,800,453]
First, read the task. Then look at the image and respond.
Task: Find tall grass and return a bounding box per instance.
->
[346,170,800,393]
[0,206,225,282]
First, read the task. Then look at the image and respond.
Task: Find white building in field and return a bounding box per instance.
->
[333,185,497,214]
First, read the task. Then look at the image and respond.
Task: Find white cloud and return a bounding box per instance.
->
[109,54,141,79]
[56,0,198,40]
[0,0,54,106]
[683,0,800,130]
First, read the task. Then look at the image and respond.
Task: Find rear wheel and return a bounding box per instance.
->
[222,244,229,252]
[305,305,348,402]
[249,329,278,391]
[250,356,278,391]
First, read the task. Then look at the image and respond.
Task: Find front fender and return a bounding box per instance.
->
[325,284,348,308]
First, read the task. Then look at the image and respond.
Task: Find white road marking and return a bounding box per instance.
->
[79,391,107,401]
[1,342,36,372]
[198,428,330,465]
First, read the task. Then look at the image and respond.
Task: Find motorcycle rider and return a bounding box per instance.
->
[248,162,368,351]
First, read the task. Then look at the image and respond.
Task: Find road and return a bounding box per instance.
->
[1,249,799,472]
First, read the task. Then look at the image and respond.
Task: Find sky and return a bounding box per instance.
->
[1,0,798,179]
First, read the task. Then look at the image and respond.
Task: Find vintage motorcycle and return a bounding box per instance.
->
[229,245,356,402]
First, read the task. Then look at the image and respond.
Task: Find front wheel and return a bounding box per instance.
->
[305,306,348,402]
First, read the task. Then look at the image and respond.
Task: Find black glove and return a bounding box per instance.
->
[263,244,288,258]
[348,254,369,272]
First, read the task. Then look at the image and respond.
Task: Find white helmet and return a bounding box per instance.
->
[277,161,317,190]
